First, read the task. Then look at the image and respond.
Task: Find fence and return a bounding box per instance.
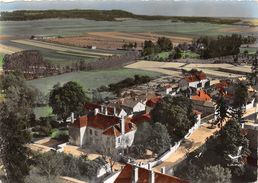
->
[129,120,202,169]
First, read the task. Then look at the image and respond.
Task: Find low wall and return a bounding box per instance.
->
[133,120,202,169]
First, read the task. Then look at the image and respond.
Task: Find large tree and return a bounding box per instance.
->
[151,96,196,143]
[215,96,230,128]
[0,73,37,182]
[157,37,173,52]
[232,81,248,122]
[146,122,171,154]
[49,81,89,122]
[198,165,232,183]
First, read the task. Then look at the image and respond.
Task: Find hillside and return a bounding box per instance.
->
[0,9,242,25]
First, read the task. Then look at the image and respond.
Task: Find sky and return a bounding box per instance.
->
[1,0,258,18]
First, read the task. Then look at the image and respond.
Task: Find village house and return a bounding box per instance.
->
[190,90,215,116]
[179,71,210,90]
[112,164,189,183]
[69,108,137,152]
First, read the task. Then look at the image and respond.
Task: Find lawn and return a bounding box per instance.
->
[0,53,5,68]
[157,51,171,59]
[240,47,258,56]
[34,106,53,119]
[181,50,200,59]
[27,68,161,95]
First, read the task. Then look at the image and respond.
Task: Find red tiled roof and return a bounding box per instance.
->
[102,119,136,137]
[114,164,189,183]
[71,113,120,129]
[71,116,88,128]
[185,72,206,83]
[191,90,211,102]
[146,96,161,107]
[131,113,152,124]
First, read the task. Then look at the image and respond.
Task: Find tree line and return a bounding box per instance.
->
[3,50,139,80]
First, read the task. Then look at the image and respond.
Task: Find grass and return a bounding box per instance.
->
[157,51,171,59]
[240,47,258,56]
[181,50,200,59]
[27,68,161,95]
[0,53,5,68]
[34,106,53,119]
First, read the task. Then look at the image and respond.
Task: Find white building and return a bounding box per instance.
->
[69,109,137,152]
[179,71,210,90]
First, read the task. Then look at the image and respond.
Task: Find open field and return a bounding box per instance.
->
[48,31,193,50]
[11,40,113,57]
[125,61,251,78]
[27,68,161,94]
[1,19,256,40]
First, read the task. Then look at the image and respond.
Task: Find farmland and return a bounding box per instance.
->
[47,31,193,50]
[27,68,161,95]
[125,61,252,78]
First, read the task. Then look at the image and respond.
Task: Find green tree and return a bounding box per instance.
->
[0,73,37,183]
[143,40,156,56]
[146,122,171,154]
[157,37,173,51]
[49,81,89,122]
[215,96,230,128]
[151,96,196,143]
[218,120,250,164]
[232,81,248,122]
[198,165,232,183]
[34,152,64,182]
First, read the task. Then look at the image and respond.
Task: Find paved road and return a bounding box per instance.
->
[153,106,257,173]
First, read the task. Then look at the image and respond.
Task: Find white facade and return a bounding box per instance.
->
[132,102,146,113]
[189,79,210,90]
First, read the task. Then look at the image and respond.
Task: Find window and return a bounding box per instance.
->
[197,82,202,88]
[89,129,92,135]
[95,130,98,136]
[117,138,121,143]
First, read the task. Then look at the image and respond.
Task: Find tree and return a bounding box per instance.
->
[198,165,232,183]
[49,81,89,122]
[0,73,37,183]
[34,152,64,182]
[218,120,250,164]
[215,96,230,128]
[146,122,171,154]
[151,96,196,143]
[157,37,173,52]
[232,81,248,122]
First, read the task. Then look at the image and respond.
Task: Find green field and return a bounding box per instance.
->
[240,47,258,56]
[0,53,5,68]
[27,68,161,95]
[34,106,53,119]
[182,51,200,59]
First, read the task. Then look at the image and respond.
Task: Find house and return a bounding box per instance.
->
[191,90,215,116]
[69,109,136,152]
[179,71,209,90]
[146,96,162,108]
[85,103,127,118]
[117,98,146,115]
[113,164,189,183]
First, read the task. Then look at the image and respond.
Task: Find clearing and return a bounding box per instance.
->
[125,61,251,78]
[27,68,161,95]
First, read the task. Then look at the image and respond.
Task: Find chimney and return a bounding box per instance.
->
[105,107,108,115]
[120,117,125,135]
[94,108,99,116]
[132,166,139,183]
[101,105,104,113]
[160,167,166,174]
[113,107,117,116]
[71,112,74,123]
[148,170,155,183]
